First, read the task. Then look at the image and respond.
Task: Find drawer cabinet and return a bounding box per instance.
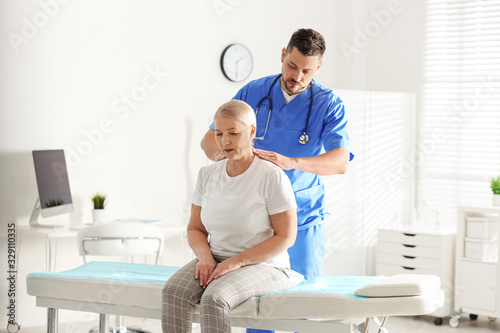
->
[377,227,456,321]
[453,206,500,327]
[458,260,497,312]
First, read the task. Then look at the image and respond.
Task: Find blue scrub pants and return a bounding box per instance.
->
[288,223,325,280]
[246,223,325,333]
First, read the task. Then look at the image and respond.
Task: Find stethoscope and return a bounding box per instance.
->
[255,75,313,144]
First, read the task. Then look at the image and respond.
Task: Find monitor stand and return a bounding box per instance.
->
[29,197,64,228]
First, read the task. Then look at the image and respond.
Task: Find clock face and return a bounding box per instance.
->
[220,44,253,82]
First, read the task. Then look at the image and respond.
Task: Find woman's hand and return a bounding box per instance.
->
[206,257,242,285]
[195,256,217,289]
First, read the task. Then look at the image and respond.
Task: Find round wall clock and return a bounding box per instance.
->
[220,44,253,82]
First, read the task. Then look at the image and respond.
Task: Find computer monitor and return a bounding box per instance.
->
[29,149,74,228]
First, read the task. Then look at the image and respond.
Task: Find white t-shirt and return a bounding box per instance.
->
[282,88,299,104]
[192,156,297,268]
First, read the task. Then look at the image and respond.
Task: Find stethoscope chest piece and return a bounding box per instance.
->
[299,133,309,145]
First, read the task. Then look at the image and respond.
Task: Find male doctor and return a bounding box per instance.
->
[201,28,354,331]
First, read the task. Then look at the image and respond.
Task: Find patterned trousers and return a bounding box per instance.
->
[161,258,291,333]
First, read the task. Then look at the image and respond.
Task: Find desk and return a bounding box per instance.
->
[19,223,187,272]
[19,226,77,272]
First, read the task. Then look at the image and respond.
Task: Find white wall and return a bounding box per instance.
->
[0,0,424,329]
[333,0,424,93]
[0,0,350,232]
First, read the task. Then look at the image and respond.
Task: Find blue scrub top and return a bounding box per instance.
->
[212,74,354,230]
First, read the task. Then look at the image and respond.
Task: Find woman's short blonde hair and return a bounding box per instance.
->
[214,100,256,128]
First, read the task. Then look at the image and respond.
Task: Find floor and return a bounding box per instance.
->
[4,315,500,333]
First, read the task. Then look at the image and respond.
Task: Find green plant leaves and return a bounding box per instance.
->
[91,192,107,209]
[491,176,500,195]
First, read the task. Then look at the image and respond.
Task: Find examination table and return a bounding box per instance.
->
[26,261,444,333]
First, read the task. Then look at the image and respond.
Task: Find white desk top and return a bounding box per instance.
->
[19,225,77,238]
[19,222,186,239]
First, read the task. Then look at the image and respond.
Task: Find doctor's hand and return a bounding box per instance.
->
[253,148,294,170]
[205,257,242,286]
[195,256,217,289]
[214,151,227,162]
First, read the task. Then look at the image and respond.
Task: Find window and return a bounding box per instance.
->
[419,0,500,226]
[324,90,415,275]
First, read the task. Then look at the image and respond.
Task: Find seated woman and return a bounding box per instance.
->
[162,100,299,333]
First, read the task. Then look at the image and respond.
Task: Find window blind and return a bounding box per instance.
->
[323,90,415,275]
[419,0,500,227]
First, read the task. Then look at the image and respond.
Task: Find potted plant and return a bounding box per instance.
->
[491,176,500,206]
[91,192,107,223]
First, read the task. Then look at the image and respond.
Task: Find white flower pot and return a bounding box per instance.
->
[493,194,500,207]
[92,209,107,224]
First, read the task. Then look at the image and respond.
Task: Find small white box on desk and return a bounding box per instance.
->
[466,217,499,239]
[465,237,498,262]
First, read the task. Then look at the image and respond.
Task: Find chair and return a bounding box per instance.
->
[77,221,164,333]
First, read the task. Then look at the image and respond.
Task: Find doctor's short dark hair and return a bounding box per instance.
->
[286,28,326,59]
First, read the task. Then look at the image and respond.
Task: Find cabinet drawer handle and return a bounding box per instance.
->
[403,255,416,259]
[402,266,416,270]
[403,233,416,237]
[403,244,416,248]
